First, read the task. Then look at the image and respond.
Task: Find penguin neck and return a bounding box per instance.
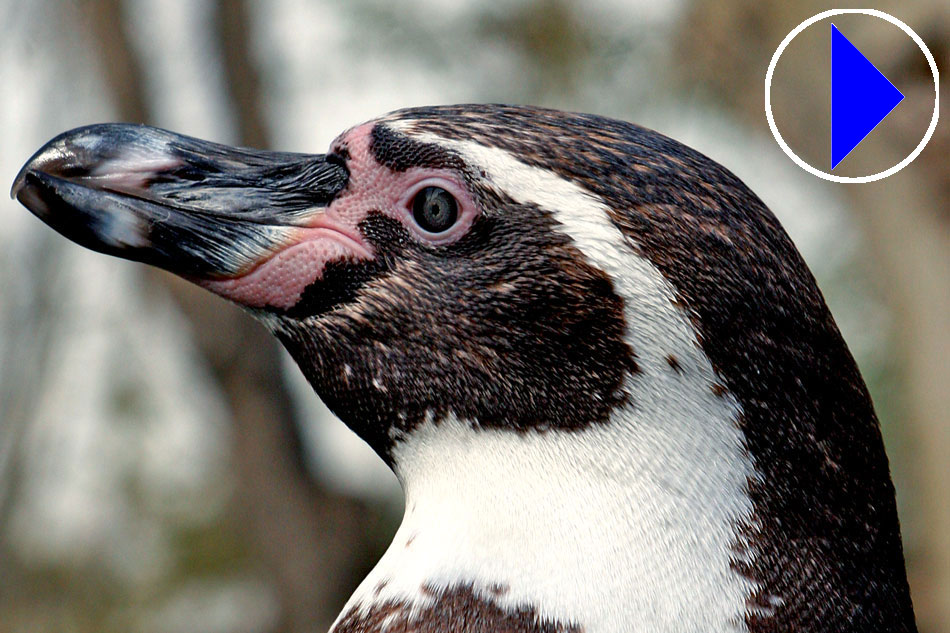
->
[332,400,761,633]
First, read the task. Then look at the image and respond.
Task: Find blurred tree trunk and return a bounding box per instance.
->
[79,0,376,630]
[674,2,950,631]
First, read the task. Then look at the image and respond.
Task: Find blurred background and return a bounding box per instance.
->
[0,1,946,632]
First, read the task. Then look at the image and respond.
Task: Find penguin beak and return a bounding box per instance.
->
[11,124,353,288]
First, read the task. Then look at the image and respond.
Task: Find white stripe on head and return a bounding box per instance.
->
[334,122,762,633]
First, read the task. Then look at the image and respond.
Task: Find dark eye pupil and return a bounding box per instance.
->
[412,186,459,233]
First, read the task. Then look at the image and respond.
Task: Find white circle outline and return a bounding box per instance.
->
[765,9,940,183]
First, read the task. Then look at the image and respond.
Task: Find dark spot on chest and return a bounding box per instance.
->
[333,583,580,633]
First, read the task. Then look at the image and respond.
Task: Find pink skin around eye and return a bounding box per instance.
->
[328,123,479,245]
[199,123,478,311]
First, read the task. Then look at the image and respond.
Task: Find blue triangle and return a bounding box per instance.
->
[831,24,904,169]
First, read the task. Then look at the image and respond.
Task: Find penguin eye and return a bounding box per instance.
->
[411,186,459,233]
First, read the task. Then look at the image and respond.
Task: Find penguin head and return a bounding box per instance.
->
[13,106,654,458]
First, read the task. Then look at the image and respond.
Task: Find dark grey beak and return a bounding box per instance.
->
[12,124,349,280]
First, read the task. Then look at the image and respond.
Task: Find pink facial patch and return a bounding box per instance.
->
[199,120,479,312]
[329,123,480,246]
[200,226,372,310]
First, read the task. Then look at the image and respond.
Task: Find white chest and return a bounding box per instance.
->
[335,405,758,633]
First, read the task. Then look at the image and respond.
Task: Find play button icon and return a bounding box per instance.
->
[831,23,905,169]
[766,9,939,183]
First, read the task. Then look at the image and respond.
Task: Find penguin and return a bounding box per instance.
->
[13,104,916,633]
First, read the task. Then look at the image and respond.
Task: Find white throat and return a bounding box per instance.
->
[332,125,761,633]
[336,393,758,633]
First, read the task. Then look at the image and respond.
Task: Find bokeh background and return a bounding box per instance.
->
[0,1,947,632]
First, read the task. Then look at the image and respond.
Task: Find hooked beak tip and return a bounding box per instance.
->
[11,154,49,201]
[10,169,23,199]
[12,134,82,200]
[11,170,35,206]
[11,175,25,201]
